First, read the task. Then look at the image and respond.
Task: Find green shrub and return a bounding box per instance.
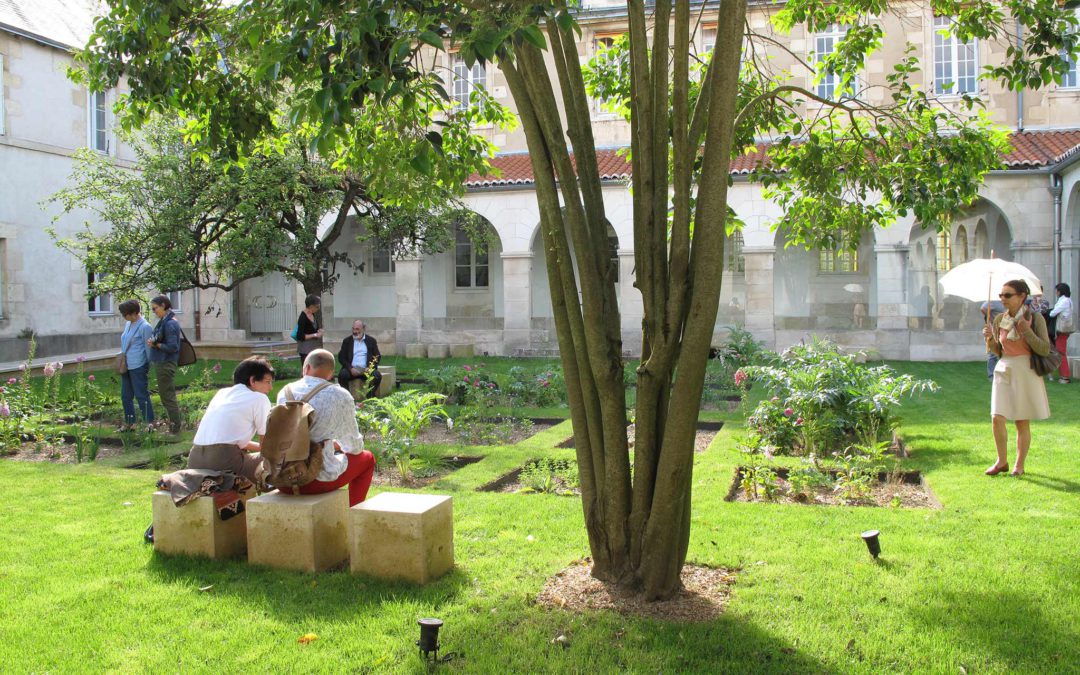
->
[356,390,449,481]
[518,459,579,495]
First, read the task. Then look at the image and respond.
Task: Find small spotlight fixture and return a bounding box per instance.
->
[416,618,444,660]
[861,530,881,559]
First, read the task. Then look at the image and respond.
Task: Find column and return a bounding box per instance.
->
[742,246,776,348]
[394,256,423,349]
[501,252,533,354]
[873,245,909,331]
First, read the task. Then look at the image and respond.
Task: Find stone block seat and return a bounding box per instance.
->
[405,343,427,358]
[151,490,249,560]
[246,490,349,572]
[349,493,453,584]
[346,365,396,401]
[449,343,474,358]
[427,344,450,359]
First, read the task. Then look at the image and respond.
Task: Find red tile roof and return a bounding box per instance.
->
[466,129,1080,188]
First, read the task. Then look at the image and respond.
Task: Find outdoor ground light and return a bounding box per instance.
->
[416,618,444,660]
[861,530,881,559]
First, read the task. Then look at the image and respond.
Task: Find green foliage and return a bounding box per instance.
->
[355,390,449,481]
[453,408,533,445]
[785,460,834,501]
[424,363,567,408]
[740,338,937,455]
[832,441,895,505]
[740,465,781,501]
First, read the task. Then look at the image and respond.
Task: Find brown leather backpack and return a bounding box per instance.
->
[260,381,333,493]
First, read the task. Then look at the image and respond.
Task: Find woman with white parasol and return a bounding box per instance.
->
[941,259,1051,477]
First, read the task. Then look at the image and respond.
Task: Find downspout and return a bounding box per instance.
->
[1016,19,1024,131]
[194,287,202,342]
[1050,174,1063,284]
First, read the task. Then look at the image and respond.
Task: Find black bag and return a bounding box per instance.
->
[1030,350,1063,377]
[177,325,197,367]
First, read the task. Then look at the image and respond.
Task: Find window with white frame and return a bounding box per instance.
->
[818,234,860,273]
[935,230,952,271]
[814,24,855,100]
[1063,10,1079,88]
[454,228,489,288]
[701,25,717,53]
[371,242,396,274]
[89,90,108,152]
[451,54,485,111]
[87,271,112,314]
[166,290,183,313]
[933,15,978,95]
[726,231,746,273]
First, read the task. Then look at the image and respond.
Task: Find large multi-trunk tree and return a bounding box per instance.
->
[79,0,1075,599]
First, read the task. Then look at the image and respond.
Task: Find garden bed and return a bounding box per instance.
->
[478,458,580,496]
[370,455,483,489]
[725,466,940,509]
[368,418,558,447]
[557,422,722,453]
[3,439,127,464]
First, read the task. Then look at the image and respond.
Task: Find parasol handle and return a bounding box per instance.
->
[986,249,994,329]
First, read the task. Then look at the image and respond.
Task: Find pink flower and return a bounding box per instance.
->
[0,387,5,394]
[212,363,222,373]
[54,361,63,371]
[763,447,774,460]
[542,381,550,388]
[463,365,472,372]
[463,375,470,382]
[0,403,9,418]
[43,364,55,377]
[474,381,480,388]
[76,355,86,363]
[771,396,779,403]
[488,382,495,389]
[18,365,25,371]
[6,378,15,385]
[88,375,96,382]
[734,370,747,386]
[795,417,804,426]
[783,408,794,417]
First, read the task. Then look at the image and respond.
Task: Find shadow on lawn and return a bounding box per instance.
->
[910,588,1080,671]
[1018,472,1080,494]
[145,555,470,621]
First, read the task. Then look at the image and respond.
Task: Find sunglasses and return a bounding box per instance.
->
[998,293,1019,299]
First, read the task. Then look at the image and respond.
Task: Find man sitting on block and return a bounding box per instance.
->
[338,319,382,399]
[278,349,376,506]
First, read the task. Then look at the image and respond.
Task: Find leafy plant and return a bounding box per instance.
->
[518,459,579,495]
[786,459,833,500]
[356,390,449,481]
[740,465,780,501]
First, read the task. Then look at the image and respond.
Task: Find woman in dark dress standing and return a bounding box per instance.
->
[296,295,324,359]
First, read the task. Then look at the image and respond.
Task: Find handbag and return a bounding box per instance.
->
[176,322,198,367]
[1030,350,1063,377]
[116,324,133,374]
[1056,311,1074,334]
[290,324,300,342]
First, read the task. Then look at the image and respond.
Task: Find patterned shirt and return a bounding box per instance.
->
[277,375,364,482]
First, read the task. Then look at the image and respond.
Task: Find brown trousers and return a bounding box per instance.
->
[187,443,264,484]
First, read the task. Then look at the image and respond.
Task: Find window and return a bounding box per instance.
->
[814,24,856,100]
[88,90,109,152]
[451,54,485,111]
[87,271,112,314]
[1062,10,1079,88]
[954,226,969,265]
[936,230,952,271]
[166,290,183,313]
[933,16,978,95]
[371,242,396,274]
[701,25,717,53]
[818,235,859,273]
[593,33,623,113]
[726,231,745,273]
[455,229,489,288]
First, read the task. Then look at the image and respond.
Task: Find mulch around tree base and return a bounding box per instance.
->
[536,558,737,623]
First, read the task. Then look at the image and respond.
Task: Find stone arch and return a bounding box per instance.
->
[529,218,619,319]
[421,213,504,324]
[974,219,989,258]
[954,225,969,265]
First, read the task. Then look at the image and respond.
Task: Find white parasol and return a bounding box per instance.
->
[939,257,1043,303]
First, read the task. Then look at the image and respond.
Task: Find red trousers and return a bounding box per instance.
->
[292,450,376,506]
[1056,333,1071,379]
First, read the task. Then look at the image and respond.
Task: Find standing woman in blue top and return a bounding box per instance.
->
[117,299,155,431]
[147,295,182,434]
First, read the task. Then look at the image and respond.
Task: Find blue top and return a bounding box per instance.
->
[149,311,181,364]
[120,317,154,370]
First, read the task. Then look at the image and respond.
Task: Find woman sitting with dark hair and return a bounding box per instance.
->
[186,356,276,484]
[982,279,1052,477]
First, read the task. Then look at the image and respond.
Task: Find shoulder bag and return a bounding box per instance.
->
[176,321,198,367]
[116,325,133,374]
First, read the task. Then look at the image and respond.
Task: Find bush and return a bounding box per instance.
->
[738,337,936,456]
[518,459,579,495]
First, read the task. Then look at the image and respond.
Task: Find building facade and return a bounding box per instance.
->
[3,1,1079,360]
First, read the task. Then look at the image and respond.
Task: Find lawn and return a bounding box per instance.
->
[1,360,1078,673]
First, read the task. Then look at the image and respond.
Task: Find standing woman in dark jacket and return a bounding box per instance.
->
[147,295,183,434]
[296,295,324,359]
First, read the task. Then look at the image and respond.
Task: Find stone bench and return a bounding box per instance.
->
[427,344,450,358]
[449,343,474,358]
[349,493,453,584]
[246,490,349,572]
[151,490,250,560]
[346,365,396,401]
[405,343,427,358]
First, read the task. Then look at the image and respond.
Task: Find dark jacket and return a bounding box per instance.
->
[149,311,181,364]
[296,311,322,356]
[338,334,381,374]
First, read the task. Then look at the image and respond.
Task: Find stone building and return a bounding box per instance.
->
[3,1,1079,360]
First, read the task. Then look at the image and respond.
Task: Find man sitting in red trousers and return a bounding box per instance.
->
[276,349,375,506]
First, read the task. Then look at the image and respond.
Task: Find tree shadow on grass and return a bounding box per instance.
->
[1017,472,1080,494]
[909,588,1080,671]
[145,554,471,623]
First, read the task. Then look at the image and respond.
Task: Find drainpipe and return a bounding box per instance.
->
[1016,19,1024,131]
[1050,174,1063,284]
[194,287,202,342]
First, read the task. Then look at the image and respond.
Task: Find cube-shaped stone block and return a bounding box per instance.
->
[405,343,427,358]
[247,490,349,572]
[376,366,396,397]
[151,490,248,559]
[427,344,450,358]
[349,493,453,584]
[449,343,474,358]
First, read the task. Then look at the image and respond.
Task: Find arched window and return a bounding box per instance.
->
[726,231,745,273]
[954,226,969,265]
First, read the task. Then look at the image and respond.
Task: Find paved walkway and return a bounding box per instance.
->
[0,340,295,376]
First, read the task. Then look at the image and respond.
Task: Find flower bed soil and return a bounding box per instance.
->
[558,422,722,453]
[370,455,483,489]
[368,419,558,447]
[3,440,128,464]
[725,466,940,508]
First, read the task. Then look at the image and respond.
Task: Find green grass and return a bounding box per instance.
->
[2,361,1079,672]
